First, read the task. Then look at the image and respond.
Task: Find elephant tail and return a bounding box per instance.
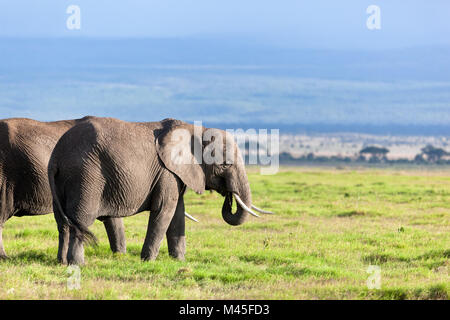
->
[48,165,98,246]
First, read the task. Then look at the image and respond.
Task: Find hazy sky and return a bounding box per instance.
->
[1,1,450,49]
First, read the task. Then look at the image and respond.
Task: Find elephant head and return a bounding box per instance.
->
[156,122,273,226]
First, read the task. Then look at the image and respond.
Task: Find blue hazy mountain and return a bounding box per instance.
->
[0,38,449,134]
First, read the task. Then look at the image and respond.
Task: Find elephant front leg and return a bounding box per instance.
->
[166,196,186,260]
[141,200,178,261]
[103,217,126,254]
[141,173,180,261]
[0,225,7,259]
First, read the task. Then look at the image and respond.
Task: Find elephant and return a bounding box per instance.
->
[48,117,273,265]
[0,117,126,262]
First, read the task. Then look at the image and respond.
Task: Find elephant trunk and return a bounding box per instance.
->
[221,183,252,226]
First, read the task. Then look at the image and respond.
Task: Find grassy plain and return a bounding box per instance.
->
[0,166,448,299]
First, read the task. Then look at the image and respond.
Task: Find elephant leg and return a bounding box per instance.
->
[166,196,186,260]
[0,225,6,259]
[57,223,70,264]
[53,203,71,264]
[102,217,126,254]
[141,172,180,261]
[67,226,85,266]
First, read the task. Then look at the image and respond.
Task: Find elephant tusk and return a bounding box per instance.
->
[251,204,275,215]
[185,212,199,222]
[233,193,260,218]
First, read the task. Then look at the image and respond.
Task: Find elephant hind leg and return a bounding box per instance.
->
[55,202,91,265]
[53,198,71,264]
[67,226,85,266]
[57,223,70,264]
[102,217,126,254]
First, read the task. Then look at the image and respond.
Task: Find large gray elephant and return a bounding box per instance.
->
[0,117,126,262]
[48,117,272,265]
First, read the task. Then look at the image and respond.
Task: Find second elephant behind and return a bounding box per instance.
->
[0,116,126,262]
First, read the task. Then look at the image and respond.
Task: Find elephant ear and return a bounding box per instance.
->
[156,123,205,194]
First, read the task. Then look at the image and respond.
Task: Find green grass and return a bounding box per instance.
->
[0,167,449,299]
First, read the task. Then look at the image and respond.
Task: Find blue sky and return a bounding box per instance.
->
[1,1,450,49]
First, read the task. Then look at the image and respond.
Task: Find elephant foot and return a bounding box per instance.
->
[141,256,156,262]
[167,236,185,261]
[141,254,157,261]
[141,249,159,261]
[58,256,68,265]
[67,248,85,265]
[67,238,85,266]
[169,253,185,261]
[67,258,85,266]
[111,246,127,255]
[0,253,8,260]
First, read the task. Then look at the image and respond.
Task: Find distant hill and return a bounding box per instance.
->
[0,38,449,135]
[2,38,450,81]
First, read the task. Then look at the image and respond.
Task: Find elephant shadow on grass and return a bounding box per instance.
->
[1,242,147,267]
[7,250,57,266]
[5,246,126,266]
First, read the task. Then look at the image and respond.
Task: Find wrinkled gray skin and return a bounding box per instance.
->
[49,117,252,265]
[0,117,126,262]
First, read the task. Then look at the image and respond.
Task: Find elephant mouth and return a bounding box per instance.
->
[205,177,228,197]
[215,188,228,197]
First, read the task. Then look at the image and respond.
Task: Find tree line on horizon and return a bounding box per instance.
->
[278,144,450,165]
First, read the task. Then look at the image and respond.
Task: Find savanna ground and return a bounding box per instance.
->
[0,166,448,300]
